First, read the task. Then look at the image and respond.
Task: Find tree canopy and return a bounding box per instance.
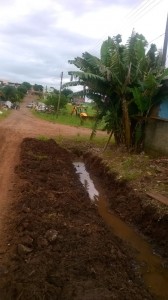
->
[0,81,31,102]
[22,82,32,91]
[33,84,43,92]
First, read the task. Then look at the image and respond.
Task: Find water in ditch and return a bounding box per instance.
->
[73,161,168,300]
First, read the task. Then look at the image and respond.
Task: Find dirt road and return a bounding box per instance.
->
[0,95,100,138]
[0,95,98,254]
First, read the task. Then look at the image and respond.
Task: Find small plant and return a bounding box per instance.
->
[36,135,49,141]
[0,110,11,121]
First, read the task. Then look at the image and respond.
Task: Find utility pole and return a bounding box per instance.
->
[56,71,63,117]
[162,14,168,67]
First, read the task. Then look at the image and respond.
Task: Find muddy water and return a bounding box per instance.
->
[73,162,168,300]
[73,162,99,201]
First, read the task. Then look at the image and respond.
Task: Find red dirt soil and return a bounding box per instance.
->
[0,138,154,300]
[0,95,167,299]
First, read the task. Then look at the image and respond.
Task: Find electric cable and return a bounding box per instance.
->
[90,0,165,54]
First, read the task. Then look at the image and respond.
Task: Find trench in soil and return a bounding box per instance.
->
[73,161,168,300]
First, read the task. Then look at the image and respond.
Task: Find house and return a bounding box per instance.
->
[145,80,168,155]
[73,97,85,105]
[0,80,21,88]
[8,82,21,88]
[0,79,9,86]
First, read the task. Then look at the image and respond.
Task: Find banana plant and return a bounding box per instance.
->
[63,31,168,150]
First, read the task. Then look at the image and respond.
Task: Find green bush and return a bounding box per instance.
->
[45,93,67,110]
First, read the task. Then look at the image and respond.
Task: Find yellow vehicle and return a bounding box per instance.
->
[71,105,88,117]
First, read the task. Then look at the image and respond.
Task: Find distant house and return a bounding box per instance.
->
[0,79,21,88]
[73,97,85,105]
[0,79,9,86]
[8,82,16,87]
[8,82,21,88]
[145,79,168,155]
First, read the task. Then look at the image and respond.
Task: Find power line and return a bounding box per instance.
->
[149,33,165,44]
[90,0,159,52]
[127,0,161,27]
[90,0,164,54]
[126,0,159,22]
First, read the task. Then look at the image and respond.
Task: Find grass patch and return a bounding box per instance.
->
[32,103,105,130]
[103,149,151,182]
[36,135,50,141]
[0,109,11,121]
[33,110,97,129]
[50,134,112,157]
[55,134,110,148]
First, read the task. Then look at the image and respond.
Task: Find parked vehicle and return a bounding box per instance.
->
[26,103,34,108]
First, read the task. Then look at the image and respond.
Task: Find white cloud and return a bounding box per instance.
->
[0,0,167,88]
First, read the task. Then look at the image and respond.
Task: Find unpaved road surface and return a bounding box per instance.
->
[0,95,100,248]
[0,95,167,299]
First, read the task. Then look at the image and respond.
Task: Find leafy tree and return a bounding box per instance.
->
[17,85,28,100]
[2,86,17,102]
[45,93,67,111]
[61,88,73,99]
[33,84,43,92]
[64,31,168,150]
[22,82,31,91]
[1,83,30,103]
[51,88,59,94]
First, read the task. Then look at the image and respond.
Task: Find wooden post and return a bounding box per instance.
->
[56,72,63,116]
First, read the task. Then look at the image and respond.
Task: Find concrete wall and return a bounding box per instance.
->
[145,119,168,155]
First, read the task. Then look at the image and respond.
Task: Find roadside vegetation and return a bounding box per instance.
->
[33,102,105,130]
[0,109,11,121]
[63,31,168,151]
[0,82,31,103]
[0,81,44,119]
[0,82,43,105]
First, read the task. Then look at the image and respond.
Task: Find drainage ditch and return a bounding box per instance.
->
[73,161,168,300]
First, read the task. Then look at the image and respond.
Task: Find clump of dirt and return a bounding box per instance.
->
[0,138,154,300]
[84,152,168,259]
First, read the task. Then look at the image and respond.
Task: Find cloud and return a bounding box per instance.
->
[0,0,167,88]
[0,3,99,86]
[0,1,123,85]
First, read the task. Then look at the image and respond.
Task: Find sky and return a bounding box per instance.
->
[0,0,167,89]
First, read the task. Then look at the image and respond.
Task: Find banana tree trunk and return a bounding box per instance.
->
[122,98,131,149]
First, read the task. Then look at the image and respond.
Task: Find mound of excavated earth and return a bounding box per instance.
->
[0,138,154,299]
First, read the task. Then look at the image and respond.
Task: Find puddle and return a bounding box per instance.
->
[74,161,168,300]
[73,162,99,201]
